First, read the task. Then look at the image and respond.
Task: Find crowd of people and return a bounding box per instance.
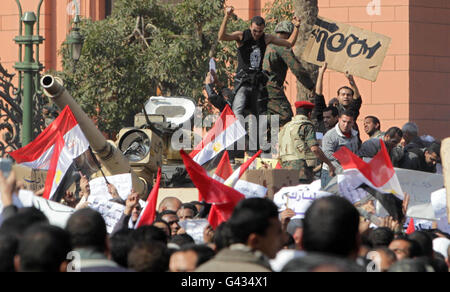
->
[0,7,448,273]
[1,172,449,272]
[207,7,443,185]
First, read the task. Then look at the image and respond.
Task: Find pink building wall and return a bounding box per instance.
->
[1,0,449,141]
[229,0,450,141]
[0,0,105,75]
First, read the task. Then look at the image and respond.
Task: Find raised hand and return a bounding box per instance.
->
[225,6,234,17]
[107,183,121,200]
[280,208,296,232]
[79,173,90,198]
[0,171,16,207]
[292,16,301,28]
[124,191,139,216]
[319,62,328,74]
[203,225,215,244]
[345,71,356,86]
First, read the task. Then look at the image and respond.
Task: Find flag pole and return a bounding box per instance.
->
[88,147,110,185]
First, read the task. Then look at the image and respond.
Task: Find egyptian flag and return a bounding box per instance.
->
[333,140,404,200]
[224,150,262,188]
[10,106,89,200]
[189,105,246,166]
[358,183,405,222]
[212,151,233,183]
[275,161,282,169]
[208,202,236,229]
[406,218,415,234]
[181,150,244,227]
[135,168,162,228]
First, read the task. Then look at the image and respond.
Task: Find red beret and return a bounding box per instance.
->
[295,101,315,109]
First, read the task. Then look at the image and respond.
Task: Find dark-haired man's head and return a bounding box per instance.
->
[369,247,397,272]
[302,196,360,259]
[424,142,441,168]
[0,234,18,272]
[65,208,107,253]
[169,244,215,272]
[388,257,435,272]
[364,116,381,137]
[131,203,142,223]
[127,241,169,272]
[190,201,204,214]
[152,220,171,239]
[384,127,403,151]
[401,122,419,145]
[169,234,195,249]
[338,110,355,135]
[409,231,434,258]
[250,16,265,41]
[177,203,198,221]
[296,107,313,118]
[156,210,180,236]
[110,229,134,268]
[388,237,420,261]
[132,225,168,245]
[16,224,72,272]
[0,207,48,238]
[323,106,339,130]
[228,198,283,259]
[369,227,394,248]
[328,98,339,108]
[337,86,354,107]
[213,222,233,252]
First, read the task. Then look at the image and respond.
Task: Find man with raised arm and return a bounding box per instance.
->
[218,6,301,119]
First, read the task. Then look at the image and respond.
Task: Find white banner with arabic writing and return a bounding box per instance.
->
[273,180,333,219]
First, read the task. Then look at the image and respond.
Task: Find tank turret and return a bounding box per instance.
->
[40,75,149,198]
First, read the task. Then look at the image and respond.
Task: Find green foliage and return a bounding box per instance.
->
[263,0,294,32]
[60,0,291,135]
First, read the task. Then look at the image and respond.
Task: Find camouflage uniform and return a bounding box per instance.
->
[279,115,318,184]
[263,21,315,127]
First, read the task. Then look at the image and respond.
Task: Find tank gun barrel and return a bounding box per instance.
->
[40,75,148,197]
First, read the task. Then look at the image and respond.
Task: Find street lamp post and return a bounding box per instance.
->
[66,15,85,72]
[13,0,45,146]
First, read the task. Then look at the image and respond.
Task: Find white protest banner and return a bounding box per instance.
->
[89,173,132,200]
[396,168,443,220]
[337,172,371,204]
[0,190,75,228]
[178,219,210,244]
[88,196,125,234]
[302,17,391,82]
[273,180,332,219]
[234,180,267,199]
[441,138,450,223]
[336,168,443,220]
[431,188,450,233]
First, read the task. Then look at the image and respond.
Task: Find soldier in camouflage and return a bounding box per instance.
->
[263,21,315,127]
[279,101,336,184]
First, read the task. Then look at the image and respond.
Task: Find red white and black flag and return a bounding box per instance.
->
[212,151,233,183]
[135,168,162,228]
[333,140,404,200]
[10,106,89,200]
[189,105,245,166]
[181,150,244,228]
